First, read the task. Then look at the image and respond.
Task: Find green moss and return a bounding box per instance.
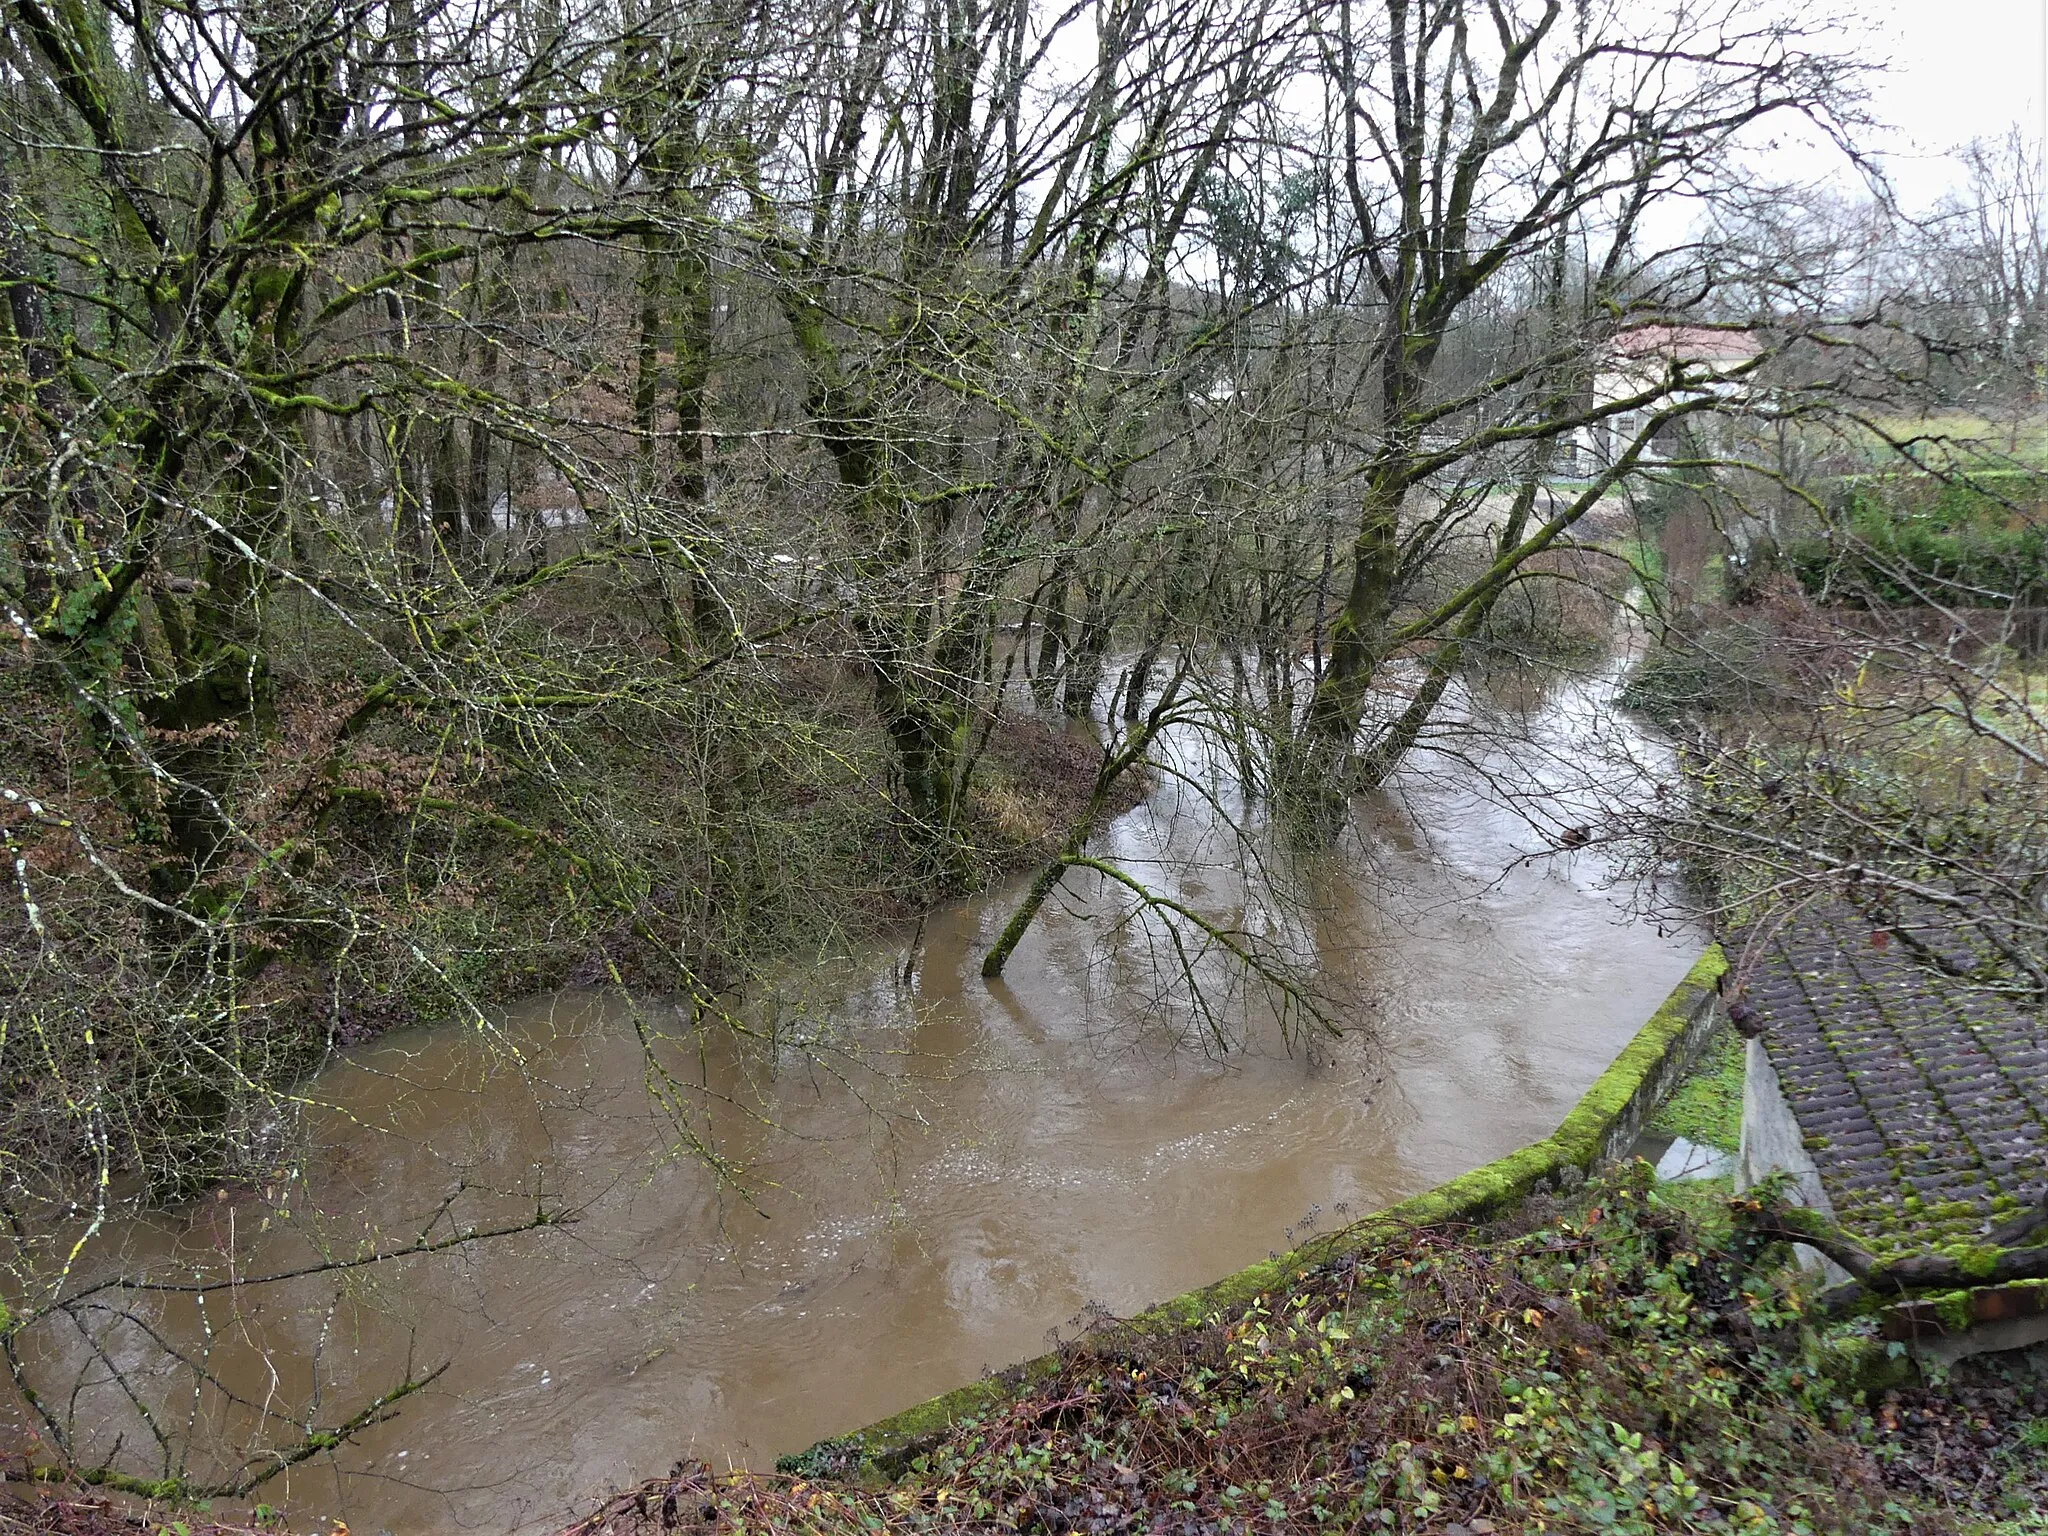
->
[779,1358,1067,1477]
[1759,1201,1841,1248]
[1951,1244,2004,1281]
[1647,1171,1740,1240]
[1552,947,1728,1162]
[1647,1026,1744,1151]
[30,1465,190,1502]
[1931,1289,1977,1333]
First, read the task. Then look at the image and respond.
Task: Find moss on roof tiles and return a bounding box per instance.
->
[1740,913,2048,1262]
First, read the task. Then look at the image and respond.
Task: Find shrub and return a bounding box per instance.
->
[1618,625,1768,724]
[1785,479,2048,607]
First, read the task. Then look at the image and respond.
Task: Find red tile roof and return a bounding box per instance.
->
[1610,324,1763,363]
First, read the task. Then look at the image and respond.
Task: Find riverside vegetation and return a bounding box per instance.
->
[9,0,2048,1525]
[601,1165,2048,1536]
[0,0,1872,1220]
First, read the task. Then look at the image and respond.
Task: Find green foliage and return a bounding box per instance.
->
[1785,479,2048,607]
[1619,626,1768,724]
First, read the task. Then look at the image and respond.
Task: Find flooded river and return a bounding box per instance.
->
[7,665,1699,1534]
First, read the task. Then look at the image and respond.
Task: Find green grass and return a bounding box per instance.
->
[1648,1028,1745,1152]
[1862,414,2048,469]
[1601,529,1665,589]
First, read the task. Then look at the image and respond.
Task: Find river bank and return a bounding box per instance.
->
[0,650,1140,1195]
[21,1233,2047,1536]
[20,1093,2048,1536]
[3,660,1703,1535]
[562,1166,2048,1536]
[552,943,2048,1534]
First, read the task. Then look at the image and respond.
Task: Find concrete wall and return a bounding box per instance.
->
[1594,970,1727,1168]
[1738,1038,1852,1286]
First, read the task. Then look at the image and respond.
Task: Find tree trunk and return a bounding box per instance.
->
[1290,455,1413,835]
[1033,569,1070,710]
[1064,574,1111,718]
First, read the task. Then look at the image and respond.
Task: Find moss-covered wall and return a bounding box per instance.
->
[780,946,1728,1478]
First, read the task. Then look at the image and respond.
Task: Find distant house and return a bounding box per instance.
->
[1574,324,1763,474]
[1730,911,2048,1361]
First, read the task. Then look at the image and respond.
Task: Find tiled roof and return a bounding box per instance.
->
[1609,324,1763,363]
[1738,915,2048,1258]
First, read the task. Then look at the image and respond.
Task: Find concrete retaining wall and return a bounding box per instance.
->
[1736,1036,1853,1286]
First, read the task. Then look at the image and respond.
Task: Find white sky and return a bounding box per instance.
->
[1835,0,2048,205]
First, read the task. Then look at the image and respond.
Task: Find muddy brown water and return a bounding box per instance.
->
[9,670,1699,1535]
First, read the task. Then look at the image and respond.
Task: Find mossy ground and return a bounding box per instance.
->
[1647,1029,1745,1153]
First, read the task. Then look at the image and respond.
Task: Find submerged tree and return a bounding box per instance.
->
[1263,0,1862,836]
[0,0,1892,1500]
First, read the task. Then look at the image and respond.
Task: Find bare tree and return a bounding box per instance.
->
[1267,0,1860,837]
